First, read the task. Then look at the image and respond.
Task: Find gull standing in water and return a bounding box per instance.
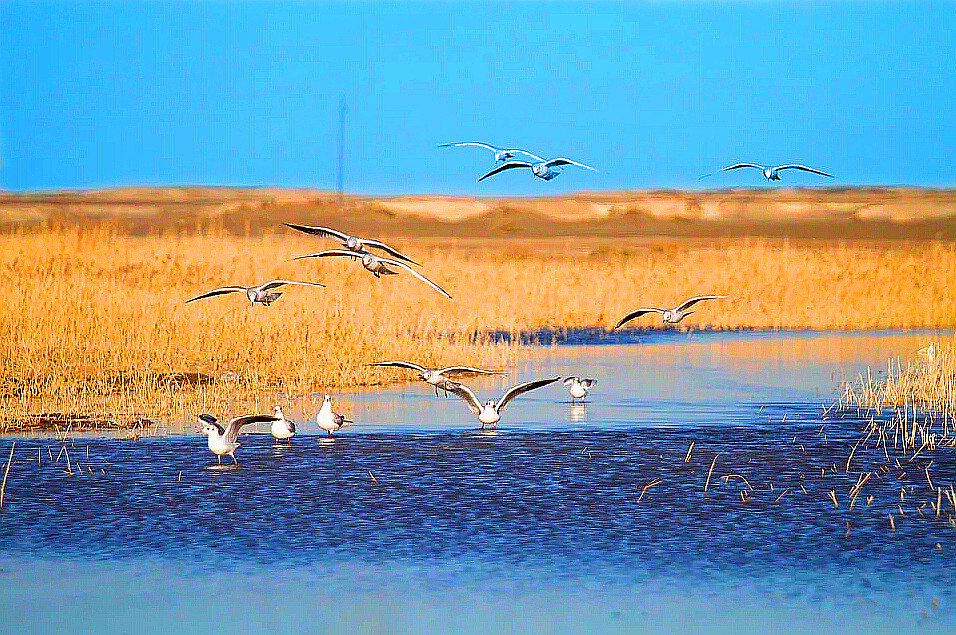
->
[271,406,296,445]
[441,377,561,429]
[563,377,598,403]
[369,361,501,396]
[705,163,833,181]
[284,223,420,265]
[478,154,597,182]
[197,413,278,465]
[295,250,452,299]
[186,280,325,306]
[316,395,352,438]
[614,296,728,329]
[439,141,540,164]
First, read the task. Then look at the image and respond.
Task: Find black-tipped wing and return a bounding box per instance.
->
[544,158,597,172]
[721,163,764,172]
[284,223,350,241]
[439,141,499,152]
[260,279,325,291]
[186,286,247,303]
[369,361,428,373]
[441,381,483,415]
[378,258,452,299]
[197,413,224,435]
[613,309,665,330]
[358,239,421,266]
[773,165,834,178]
[562,377,576,386]
[293,249,358,260]
[580,378,598,388]
[496,377,561,412]
[438,366,500,376]
[477,161,532,182]
[675,295,727,312]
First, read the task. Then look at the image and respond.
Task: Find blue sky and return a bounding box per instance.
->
[1,1,954,194]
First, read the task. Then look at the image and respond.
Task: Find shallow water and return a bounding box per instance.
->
[0,330,953,633]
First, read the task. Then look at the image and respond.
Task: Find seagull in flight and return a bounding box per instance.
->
[294,250,452,299]
[186,280,325,306]
[271,406,296,445]
[441,377,561,429]
[369,361,501,396]
[316,395,352,438]
[478,155,597,182]
[705,163,833,181]
[563,377,597,403]
[285,223,420,266]
[439,141,541,164]
[197,413,278,465]
[614,296,728,329]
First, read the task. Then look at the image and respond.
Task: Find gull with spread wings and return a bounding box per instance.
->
[439,141,540,164]
[186,280,325,306]
[197,413,279,465]
[703,163,833,181]
[294,250,452,299]
[614,296,728,328]
[441,377,561,429]
[285,223,419,266]
[369,361,501,396]
[478,153,597,182]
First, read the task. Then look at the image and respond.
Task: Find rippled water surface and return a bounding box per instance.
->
[1,330,953,633]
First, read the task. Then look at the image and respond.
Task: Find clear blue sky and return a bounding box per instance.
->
[1,1,954,194]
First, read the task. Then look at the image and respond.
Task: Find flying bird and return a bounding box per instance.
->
[197,413,278,465]
[704,163,833,181]
[294,250,452,299]
[439,141,540,164]
[478,155,597,182]
[613,296,728,329]
[441,377,561,429]
[369,361,501,396]
[563,377,597,403]
[186,280,325,306]
[316,395,352,438]
[284,223,420,266]
[270,406,296,445]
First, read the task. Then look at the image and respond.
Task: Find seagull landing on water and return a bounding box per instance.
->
[563,377,597,403]
[197,413,278,465]
[316,395,352,438]
[614,296,728,329]
[703,163,834,181]
[271,406,296,445]
[441,377,561,429]
[369,361,502,396]
[284,223,420,266]
[294,250,452,299]
[186,280,325,306]
[478,154,597,182]
[439,142,540,164]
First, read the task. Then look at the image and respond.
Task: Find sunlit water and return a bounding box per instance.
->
[1,330,953,633]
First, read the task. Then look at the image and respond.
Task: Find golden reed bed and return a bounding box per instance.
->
[1,226,955,430]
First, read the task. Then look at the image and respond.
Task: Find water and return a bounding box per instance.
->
[0,330,953,633]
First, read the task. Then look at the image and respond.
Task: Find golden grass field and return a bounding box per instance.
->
[2,211,955,430]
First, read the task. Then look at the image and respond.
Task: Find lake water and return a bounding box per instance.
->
[0,330,953,633]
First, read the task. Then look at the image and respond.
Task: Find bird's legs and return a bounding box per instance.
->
[328,430,333,439]
[231,454,239,466]
[217,455,222,466]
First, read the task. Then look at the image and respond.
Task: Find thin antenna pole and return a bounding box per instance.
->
[336,96,346,208]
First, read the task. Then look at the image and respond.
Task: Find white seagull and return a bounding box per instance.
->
[316,395,352,438]
[295,250,452,299]
[186,280,325,306]
[614,295,728,329]
[369,361,501,396]
[285,223,420,266]
[478,154,597,182]
[708,163,833,181]
[271,406,296,445]
[439,141,541,164]
[441,377,561,429]
[563,377,597,403]
[197,413,278,465]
